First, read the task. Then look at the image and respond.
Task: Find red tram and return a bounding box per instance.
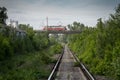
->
[43,26,66,31]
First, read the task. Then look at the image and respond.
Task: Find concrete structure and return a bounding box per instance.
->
[0,20,26,38]
[10,19,18,28]
[16,29,26,37]
[35,30,81,34]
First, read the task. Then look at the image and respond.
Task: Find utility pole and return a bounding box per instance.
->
[115,0,118,8]
[46,17,48,31]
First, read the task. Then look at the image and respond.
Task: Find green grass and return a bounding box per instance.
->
[74,62,80,67]
[0,44,63,80]
[0,52,50,80]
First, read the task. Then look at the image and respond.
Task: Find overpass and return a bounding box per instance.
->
[35,30,82,34]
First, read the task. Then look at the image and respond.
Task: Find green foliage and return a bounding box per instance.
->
[74,62,80,67]
[49,43,63,55]
[0,43,63,80]
[19,24,34,39]
[0,7,8,25]
[0,7,62,80]
[0,21,63,80]
[0,23,51,60]
[33,33,49,50]
[0,51,49,80]
[0,35,13,60]
[68,4,120,80]
[68,21,85,31]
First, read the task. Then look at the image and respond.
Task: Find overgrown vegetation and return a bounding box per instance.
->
[0,7,63,80]
[68,4,120,80]
[0,23,63,79]
[0,43,62,80]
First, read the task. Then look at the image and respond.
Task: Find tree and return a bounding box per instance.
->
[0,7,8,25]
[68,4,120,79]
[68,21,85,31]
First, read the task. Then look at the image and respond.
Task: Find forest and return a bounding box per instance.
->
[68,4,120,80]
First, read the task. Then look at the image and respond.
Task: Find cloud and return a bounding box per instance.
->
[0,0,119,29]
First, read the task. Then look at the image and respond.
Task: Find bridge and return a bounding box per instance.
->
[35,30,82,34]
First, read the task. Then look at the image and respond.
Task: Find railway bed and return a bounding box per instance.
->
[48,45,95,80]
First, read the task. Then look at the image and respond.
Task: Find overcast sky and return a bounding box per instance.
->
[0,0,120,29]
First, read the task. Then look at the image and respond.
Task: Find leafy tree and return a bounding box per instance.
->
[68,21,85,31]
[68,4,120,79]
[0,7,8,25]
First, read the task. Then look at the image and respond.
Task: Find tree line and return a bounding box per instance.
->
[68,4,120,80]
[0,7,63,80]
[0,7,51,60]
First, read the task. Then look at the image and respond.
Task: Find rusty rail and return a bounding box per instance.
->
[47,48,64,80]
[69,49,95,80]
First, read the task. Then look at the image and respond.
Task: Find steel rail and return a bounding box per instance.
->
[47,48,64,80]
[68,49,95,80]
[48,46,95,80]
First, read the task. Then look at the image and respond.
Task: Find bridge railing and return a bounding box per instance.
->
[35,30,82,34]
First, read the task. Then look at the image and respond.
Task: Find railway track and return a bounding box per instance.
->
[48,45,95,80]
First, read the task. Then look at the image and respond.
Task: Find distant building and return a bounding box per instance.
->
[9,19,27,37]
[16,29,26,38]
[9,19,19,29]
